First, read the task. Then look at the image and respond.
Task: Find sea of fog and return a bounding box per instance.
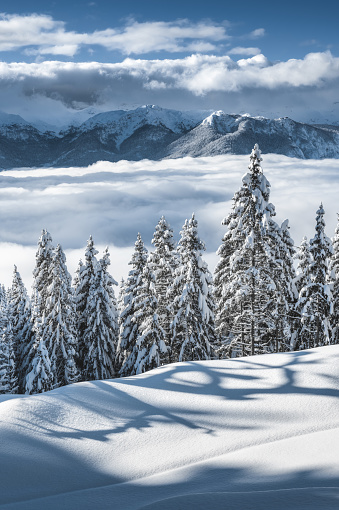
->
[0,154,338,289]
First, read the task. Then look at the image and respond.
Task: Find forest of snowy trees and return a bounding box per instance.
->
[0,144,338,395]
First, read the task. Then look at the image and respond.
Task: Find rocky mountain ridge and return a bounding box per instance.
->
[1,105,339,169]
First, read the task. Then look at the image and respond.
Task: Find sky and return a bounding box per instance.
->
[0,2,338,290]
[0,154,338,289]
[0,1,338,124]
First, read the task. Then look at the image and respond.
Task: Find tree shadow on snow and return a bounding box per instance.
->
[1,348,338,509]
[117,348,339,402]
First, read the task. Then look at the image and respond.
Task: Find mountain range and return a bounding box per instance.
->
[1,105,339,169]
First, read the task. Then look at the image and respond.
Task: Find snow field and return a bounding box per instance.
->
[0,345,338,509]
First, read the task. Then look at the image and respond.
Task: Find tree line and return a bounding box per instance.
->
[0,144,338,394]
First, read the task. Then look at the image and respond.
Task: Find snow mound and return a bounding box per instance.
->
[0,345,338,509]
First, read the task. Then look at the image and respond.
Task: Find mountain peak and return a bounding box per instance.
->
[0,106,339,168]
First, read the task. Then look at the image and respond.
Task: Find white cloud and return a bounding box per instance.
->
[88,20,229,54]
[228,47,261,56]
[0,51,338,95]
[0,13,63,51]
[0,14,229,56]
[0,52,338,125]
[24,45,79,57]
[249,28,266,39]
[0,155,338,291]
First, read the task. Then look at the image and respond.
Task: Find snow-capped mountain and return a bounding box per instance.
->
[165,112,339,159]
[0,106,339,169]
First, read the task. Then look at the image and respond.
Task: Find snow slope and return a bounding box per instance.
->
[0,346,338,509]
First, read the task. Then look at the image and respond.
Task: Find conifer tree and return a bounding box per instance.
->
[170,214,215,362]
[0,285,8,332]
[124,254,167,375]
[309,204,333,345]
[118,233,148,376]
[8,266,33,393]
[74,236,98,376]
[214,144,294,357]
[25,321,53,394]
[331,214,339,344]
[294,237,312,350]
[0,323,18,394]
[73,259,83,299]
[117,278,126,316]
[214,194,245,357]
[28,230,54,381]
[31,229,54,322]
[295,237,312,295]
[297,204,333,348]
[82,248,118,381]
[41,244,78,387]
[266,219,297,352]
[151,216,177,363]
[115,278,126,371]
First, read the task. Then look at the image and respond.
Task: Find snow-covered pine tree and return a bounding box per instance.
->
[123,253,167,375]
[28,230,54,381]
[170,214,215,362]
[0,323,18,394]
[118,233,148,376]
[309,204,333,346]
[117,278,126,317]
[25,320,53,394]
[151,216,177,363]
[115,278,126,371]
[265,219,297,352]
[295,237,312,295]
[0,285,8,333]
[41,244,78,387]
[214,185,248,357]
[74,236,98,377]
[31,229,54,322]
[279,220,298,349]
[331,214,339,344]
[73,259,83,353]
[82,247,118,381]
[297,204,333,348]
[214,144,293,358]
[73,259,83,298]
[294,237,312,350]
[8,266,33,393]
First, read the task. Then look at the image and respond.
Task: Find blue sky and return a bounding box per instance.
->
[0,1,338,124]
[0,0,337,62]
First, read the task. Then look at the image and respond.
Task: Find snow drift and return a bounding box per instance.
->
[0,345,338,509]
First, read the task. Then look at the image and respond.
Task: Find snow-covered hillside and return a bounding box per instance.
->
[0,345,338,509]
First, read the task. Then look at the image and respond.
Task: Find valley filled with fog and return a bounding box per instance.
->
[0,153,338,288]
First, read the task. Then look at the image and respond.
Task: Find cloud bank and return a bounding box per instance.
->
[1,52,338,94]
[0,52,339,124]
[0,154,338,290]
